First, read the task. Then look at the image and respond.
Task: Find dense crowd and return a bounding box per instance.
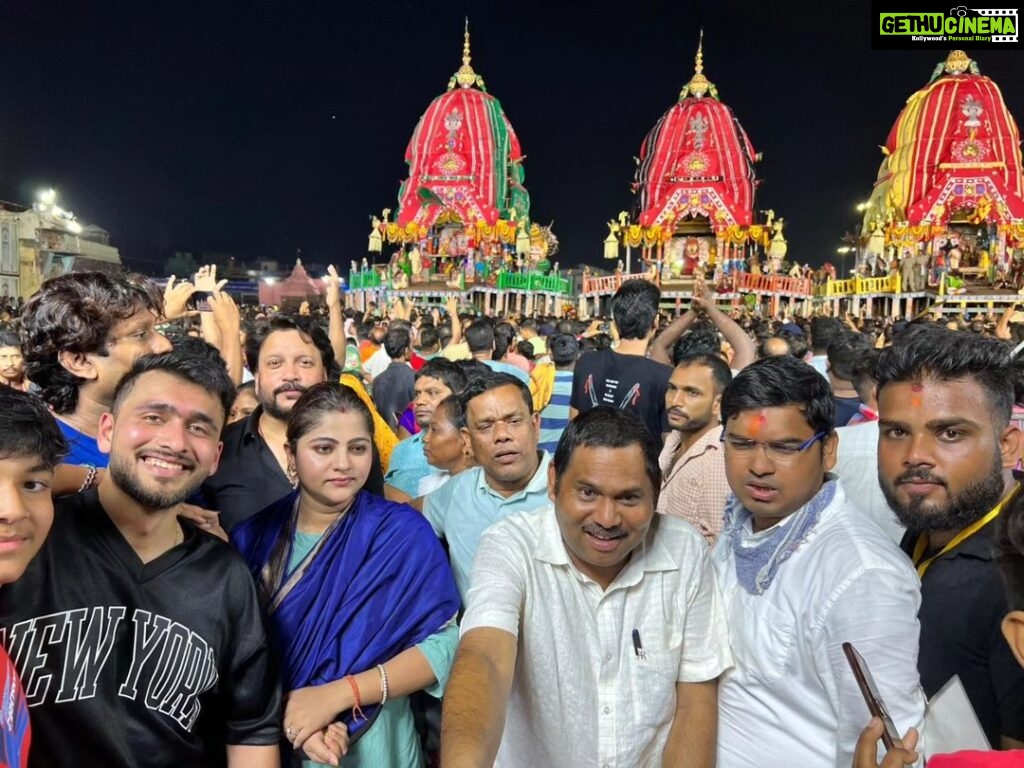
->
[0,267,1023,767]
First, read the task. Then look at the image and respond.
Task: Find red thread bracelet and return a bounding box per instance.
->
[345,675,365,721]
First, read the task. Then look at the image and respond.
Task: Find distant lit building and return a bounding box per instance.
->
[0,196,122,299]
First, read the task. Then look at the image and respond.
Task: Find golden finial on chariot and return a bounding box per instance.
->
[944,49,971,75]
[679,29,716,100]
[450,17,486,91]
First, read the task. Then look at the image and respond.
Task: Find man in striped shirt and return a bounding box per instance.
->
[536,334,579,453]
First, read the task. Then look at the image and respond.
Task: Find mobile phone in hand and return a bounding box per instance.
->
[843,642,902,750]
[187,291,212,312]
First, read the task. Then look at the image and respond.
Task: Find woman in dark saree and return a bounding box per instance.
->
[233,382,460,767]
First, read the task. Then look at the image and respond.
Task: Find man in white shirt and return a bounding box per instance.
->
[441,407,732,768]
[712,355,925,768]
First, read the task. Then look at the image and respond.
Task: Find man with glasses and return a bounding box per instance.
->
[711,355,924,768]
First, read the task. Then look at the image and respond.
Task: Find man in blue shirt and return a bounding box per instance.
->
[424,373,551,598]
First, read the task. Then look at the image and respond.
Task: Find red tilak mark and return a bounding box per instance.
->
[911,383,924,393]
[749,414,767,436]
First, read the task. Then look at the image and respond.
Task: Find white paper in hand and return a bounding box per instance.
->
[924,675,991,758]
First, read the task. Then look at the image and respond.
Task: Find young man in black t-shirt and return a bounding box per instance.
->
[0,350,281,768]
[571,279,672,442]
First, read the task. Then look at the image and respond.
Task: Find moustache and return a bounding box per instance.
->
[582,523,627,539]
[895,468,946,486]
[273,383,307,396]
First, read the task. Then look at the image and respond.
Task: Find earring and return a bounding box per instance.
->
[1013,457,1024,483]
[287,465,298,486]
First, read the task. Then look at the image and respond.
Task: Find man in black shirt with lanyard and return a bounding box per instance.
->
[0,349,281,767]
[875,326,1024,750]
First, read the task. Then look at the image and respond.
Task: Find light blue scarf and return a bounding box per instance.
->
[723,477,837,595]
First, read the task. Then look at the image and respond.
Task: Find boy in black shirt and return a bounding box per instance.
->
[0,349,281,768]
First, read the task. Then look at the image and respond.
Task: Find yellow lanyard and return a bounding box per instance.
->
[912,485,1019,578]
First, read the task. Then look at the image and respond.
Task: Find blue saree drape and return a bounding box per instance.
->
[232,489,460,741]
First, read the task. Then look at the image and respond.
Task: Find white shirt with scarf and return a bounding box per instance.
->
[712,479,926,768]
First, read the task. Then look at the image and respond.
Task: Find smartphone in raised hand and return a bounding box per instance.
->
[843,642,902,750]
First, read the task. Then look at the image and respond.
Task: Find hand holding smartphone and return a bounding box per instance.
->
[843,642,903,750]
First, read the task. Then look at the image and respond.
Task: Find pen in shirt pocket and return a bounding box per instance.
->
[632,628,646,661]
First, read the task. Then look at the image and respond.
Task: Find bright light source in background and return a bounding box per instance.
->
[855,202,870,212]
[38,188,56,206]
[67,221,83,234]
[263,277,277,284]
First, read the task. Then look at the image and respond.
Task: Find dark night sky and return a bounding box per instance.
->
[2,1,1022,274]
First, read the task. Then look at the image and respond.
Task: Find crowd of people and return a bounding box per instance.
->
[0,266,1023,767]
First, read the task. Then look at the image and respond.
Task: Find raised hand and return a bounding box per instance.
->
[324,265,342,309]
[163,275,197,320]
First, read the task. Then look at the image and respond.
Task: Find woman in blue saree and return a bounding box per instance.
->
[232,382,460,767]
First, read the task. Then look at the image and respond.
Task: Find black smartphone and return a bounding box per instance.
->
[843,642,902,750]
[187,291,212,312]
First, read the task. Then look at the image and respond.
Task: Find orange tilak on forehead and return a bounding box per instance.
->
[749,413,767,437]
[910,382,924,409]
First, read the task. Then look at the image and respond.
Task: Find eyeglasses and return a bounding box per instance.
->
[721,431,827,463]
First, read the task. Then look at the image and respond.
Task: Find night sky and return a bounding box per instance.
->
[2,1,1022,274]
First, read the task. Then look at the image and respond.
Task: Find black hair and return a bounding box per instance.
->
[516,340,535,361]
[464,322,495,354]
[809,316,843,354]
[21,272,164,415]
[851,348,881,404]
[460,372,533,415]
[555,319,576,335]
[672,326,724,366]
[236,380,256,393]
[111,348,237,427]
[611,279,661,340]
[417,326,440,352]
[721,355,836,435]
[435,393,467,430]
[0,388,67,469]
[875,325,1014,427]
[416,357,468,394]
[493,323,516,359]
[549,334,580,367]
[244,315,338,380]
[0,331,21,349]
[592,333,613,351]
[995,488,1024,611]
[383,327,411,359]
[827,333,874,382]
[455,358,492,382]
[519,318,538,332]
[674,352,733,395]
[779,329,808,360]
[552,406,660,497]
[286,381,374,447]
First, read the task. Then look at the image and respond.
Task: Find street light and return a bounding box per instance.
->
[837,246,854,277]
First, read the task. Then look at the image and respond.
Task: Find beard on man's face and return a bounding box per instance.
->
[260,382,308,421]
[880,448,1006,533]
[108,452,203,512]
